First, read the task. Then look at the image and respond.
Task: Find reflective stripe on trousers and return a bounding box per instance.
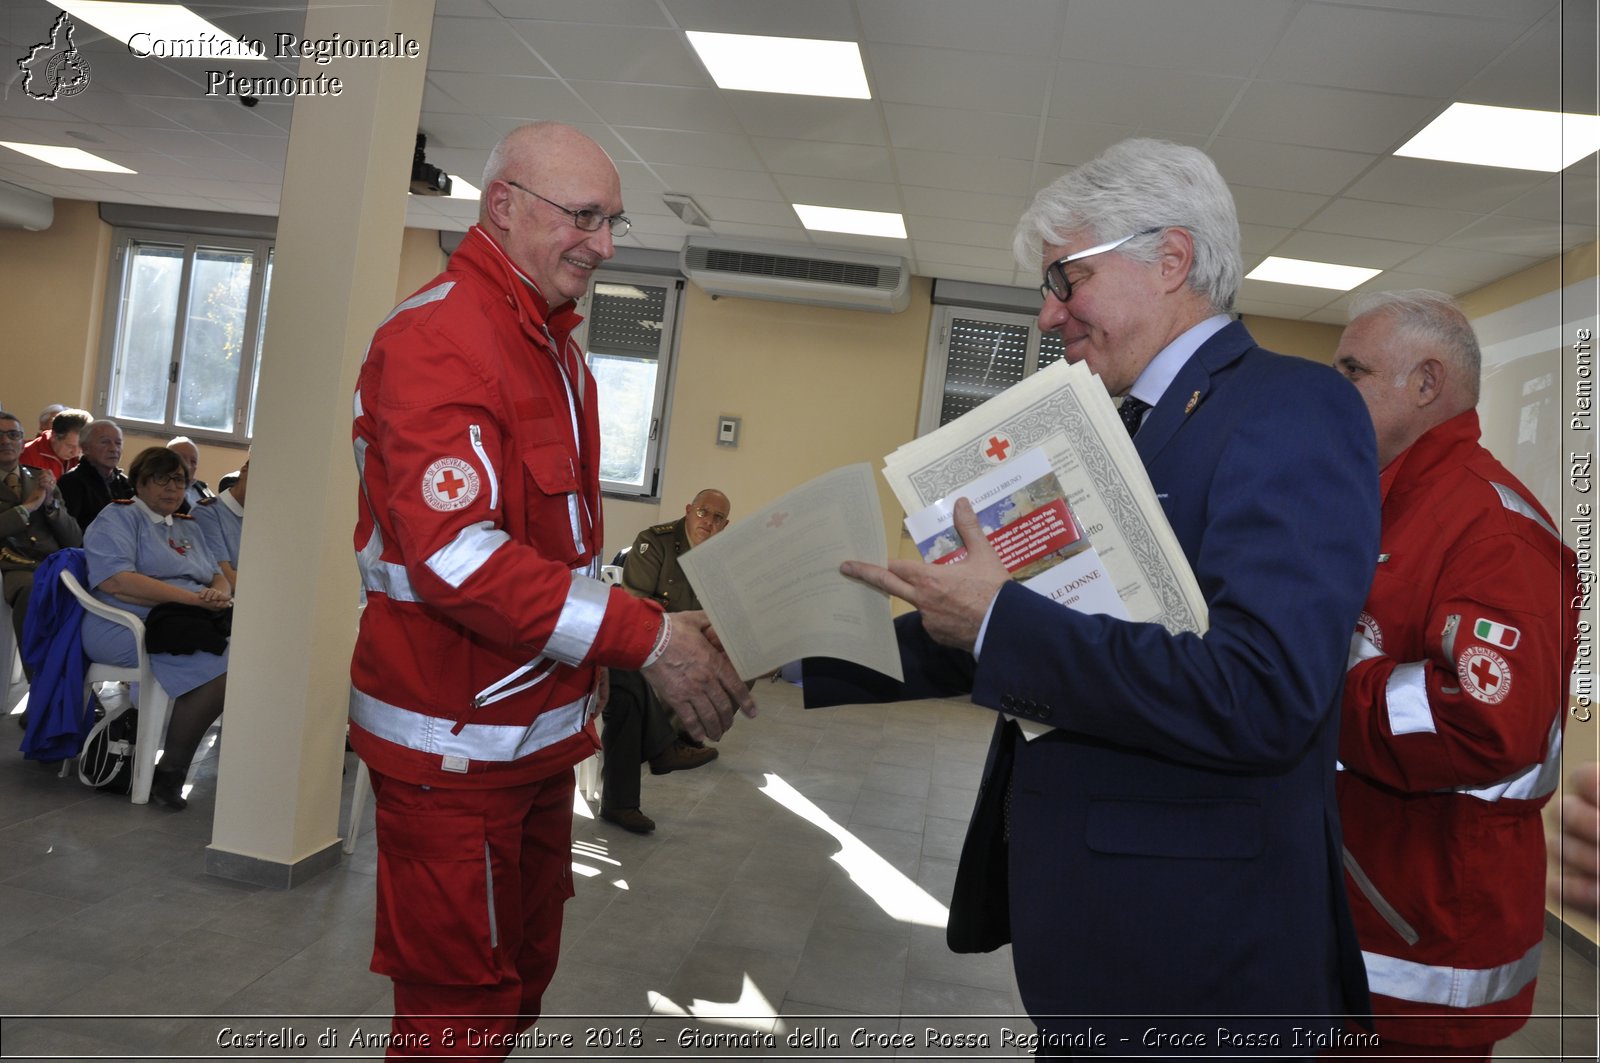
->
[350,686,589,765]
[1362,939,1541,1009]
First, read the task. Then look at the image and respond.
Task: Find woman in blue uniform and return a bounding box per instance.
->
[82,446,231,810]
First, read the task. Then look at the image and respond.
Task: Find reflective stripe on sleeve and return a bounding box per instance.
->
[356,527,422,603]
[425,520,510,589]
[1444,715,1562,803]
[1491,482,1560,541]
[541,571,610,666]
[1348,632,1384,671]
[378,279,455,330]
[349,686,588,764]
[1362,940,1541,1009]
[1384,661,1436,735]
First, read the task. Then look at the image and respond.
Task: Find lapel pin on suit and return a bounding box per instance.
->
[1184,390,1201,415]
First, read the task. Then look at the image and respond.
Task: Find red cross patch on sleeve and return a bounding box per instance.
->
[1457,646,1511,705]
[421,457,480,512]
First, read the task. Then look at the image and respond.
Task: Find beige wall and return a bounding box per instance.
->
[1239,314,1343,366]
[0,199,109,429]
[600,279,935,563]
[0,201,447,487]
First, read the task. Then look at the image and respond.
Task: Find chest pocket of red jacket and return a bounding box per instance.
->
[522,443,582,564]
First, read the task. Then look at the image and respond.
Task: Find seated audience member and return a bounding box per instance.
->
[165,436,215,514]
[599,489,731,833]
[191,457,246,588]
[1333,291,1577,1061]
[58,420,132,530]
[0,410,82,660]
[19,408,89,479]
[82,446,231,810]
[30,404,65,446]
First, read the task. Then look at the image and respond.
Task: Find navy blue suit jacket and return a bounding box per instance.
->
[807,322,1380,1042]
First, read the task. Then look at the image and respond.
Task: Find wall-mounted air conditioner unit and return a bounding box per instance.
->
[680,235,911,313]
[0,180,53,230]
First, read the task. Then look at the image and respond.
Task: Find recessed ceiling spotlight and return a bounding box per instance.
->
[663,193,711,228]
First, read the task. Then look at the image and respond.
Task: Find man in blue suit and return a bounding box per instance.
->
[807,138,1380,1056]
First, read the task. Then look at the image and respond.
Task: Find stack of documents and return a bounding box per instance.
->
[884,358,1207,636]
[680,359,1207,685]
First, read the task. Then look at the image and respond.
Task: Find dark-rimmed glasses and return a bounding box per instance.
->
[506,181,631,237]
[1039,227,1163,303]
[149,473,190,488]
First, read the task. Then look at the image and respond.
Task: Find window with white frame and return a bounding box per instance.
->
[579,271,682,499]
[916,304,1064,435]
[97,228,273,444]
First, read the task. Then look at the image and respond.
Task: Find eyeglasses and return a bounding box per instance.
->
[0,430,24,441]
[506,181,631,237]
[148,473,189,488]
[1039,227,1164,303]
[693,505,729,527]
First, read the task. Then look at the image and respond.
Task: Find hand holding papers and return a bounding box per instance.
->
[883,358,1207,635]
[904,448,1127,622]
[678,464,904,681]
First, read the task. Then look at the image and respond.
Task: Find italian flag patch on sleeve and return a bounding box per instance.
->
[1473,618,1520,651]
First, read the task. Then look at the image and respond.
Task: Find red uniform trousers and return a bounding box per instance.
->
[368,766,575,1059]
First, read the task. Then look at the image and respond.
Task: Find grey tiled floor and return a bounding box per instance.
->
[0,682,1595,1060]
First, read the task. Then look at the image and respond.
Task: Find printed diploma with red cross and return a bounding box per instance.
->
[904,448,1128,622]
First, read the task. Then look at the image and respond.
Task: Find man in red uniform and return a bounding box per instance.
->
[1333,289,1579,1061]
[18,407,88,480]
[350,120,755,1057]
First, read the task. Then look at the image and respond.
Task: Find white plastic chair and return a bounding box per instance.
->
[59,569,176,805]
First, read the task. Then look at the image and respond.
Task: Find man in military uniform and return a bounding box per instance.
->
[0,410,83,664]
[601,488,732,832]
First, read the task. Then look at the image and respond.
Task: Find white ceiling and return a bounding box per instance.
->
[0,0,1594,323]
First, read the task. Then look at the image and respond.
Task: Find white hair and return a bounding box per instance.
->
[1014,138,1242,313]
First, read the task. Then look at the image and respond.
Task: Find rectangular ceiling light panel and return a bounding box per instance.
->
[1396,102,1600,172]
[53,2,266,59]
[0,141,134,173]
[687,31,869,99]
[1246,256,1380,290]
[793,203,907,239]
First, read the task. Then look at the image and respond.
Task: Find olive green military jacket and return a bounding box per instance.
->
[621,516,702,613]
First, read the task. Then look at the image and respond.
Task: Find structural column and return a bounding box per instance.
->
[206,0,436,886]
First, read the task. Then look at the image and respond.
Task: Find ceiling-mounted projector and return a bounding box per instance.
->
[410,133,452,196]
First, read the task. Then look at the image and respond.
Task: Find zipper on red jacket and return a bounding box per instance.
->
[468,424,499,510]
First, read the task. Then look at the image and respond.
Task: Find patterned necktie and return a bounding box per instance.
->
[1118,395,1151,437]
[3,470,19,498]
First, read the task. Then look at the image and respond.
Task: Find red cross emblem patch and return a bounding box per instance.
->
[1457,646,1511,705]
[421,457,480,512]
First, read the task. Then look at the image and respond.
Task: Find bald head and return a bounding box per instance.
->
[478,122,623,304]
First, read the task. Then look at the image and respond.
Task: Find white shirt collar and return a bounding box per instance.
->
[220,490,244,518]
[131,495,174,527]
[1126,314,1231,408]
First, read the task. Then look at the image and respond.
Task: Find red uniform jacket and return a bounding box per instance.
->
[349,226,662,789]
[1338,409,1578,1045]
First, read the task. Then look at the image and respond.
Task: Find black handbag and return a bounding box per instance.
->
[945,719,1017,953]
[144,601,231,655]
[79,707,138,794]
